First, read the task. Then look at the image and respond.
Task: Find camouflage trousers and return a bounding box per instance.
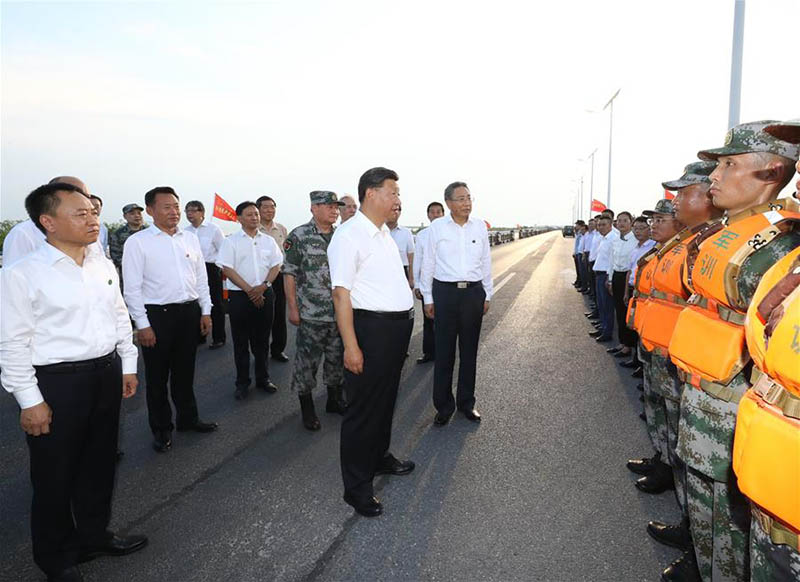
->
[750,508,800,582]
[651,352,687,513]
[642,359,670,461]
[679,384,751,582]
[291,320,344,395]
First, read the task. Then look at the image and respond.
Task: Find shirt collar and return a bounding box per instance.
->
[150,225,184,237]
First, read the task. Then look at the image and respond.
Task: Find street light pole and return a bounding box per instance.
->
[728,0,745,129]
[603,88,621,209]
[589,148,596,217]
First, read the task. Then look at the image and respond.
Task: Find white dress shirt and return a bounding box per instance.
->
[628,239,657,285]
[98,223,109,254]
[588,231,603,262]
[608,230,639,276]
[2,219,46,267]
[573,232,583,255]
[1,243,138,409]
[327,211,414,312]
[419,214,493,304]
[185,221,225,264]
[122,226,212,330]
[389,225,415,267]
[412,226,431,289]
[592,230,619,273]
[216,229,283,290]
[579,230,594,254]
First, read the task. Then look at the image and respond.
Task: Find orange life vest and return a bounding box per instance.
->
[627,247,660,334]
[668,200,800,392]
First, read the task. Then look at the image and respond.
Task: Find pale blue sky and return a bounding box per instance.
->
[2,0,798,231]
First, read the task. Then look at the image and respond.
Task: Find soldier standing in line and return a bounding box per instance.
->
[665,121,800,582]
[284,191,348,431]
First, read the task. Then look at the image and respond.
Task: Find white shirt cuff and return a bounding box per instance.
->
[134,316,151,330]
[14,386,44,409]
[121,356,138,375]
[423,293,433,304]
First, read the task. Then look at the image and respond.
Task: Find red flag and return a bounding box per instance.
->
[591,199,607,212]
[484,220,492,229]
[664,189,675,200]
[212,193,237,222]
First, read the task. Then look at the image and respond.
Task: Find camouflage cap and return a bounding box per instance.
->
[697,120,800,161]
[661,161,717,191]
[764,119,800,145]
[122,203,144,214]
[309,191,345,206]
[642,198,675,217]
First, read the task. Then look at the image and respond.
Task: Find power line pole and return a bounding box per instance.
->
[728,0,745,129]
[603,88,621,209]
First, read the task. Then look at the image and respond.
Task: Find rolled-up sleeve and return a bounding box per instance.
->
[0,268,43,408]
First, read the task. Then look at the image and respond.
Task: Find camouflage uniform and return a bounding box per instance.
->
[676,122,800,582]
[284,214,343,396]
[640,350,670,461]
[109,223,148,268]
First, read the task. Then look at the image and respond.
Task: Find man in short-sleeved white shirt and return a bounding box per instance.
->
[328,167,415,519]
[387,205,415,288]
[412,201,445,363]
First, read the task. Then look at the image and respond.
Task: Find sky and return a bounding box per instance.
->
[1,0,798,233]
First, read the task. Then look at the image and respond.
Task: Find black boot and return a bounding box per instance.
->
[635,459,676,494]
[661,549,701,582]
[647,515,692,550]
[299,394,321,431]
[325,384,348,415]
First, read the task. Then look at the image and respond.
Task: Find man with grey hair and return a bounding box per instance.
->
[339,195,358,223]
[420,181,492,425]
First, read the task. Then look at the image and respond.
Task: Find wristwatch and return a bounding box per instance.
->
[264,280,272,288]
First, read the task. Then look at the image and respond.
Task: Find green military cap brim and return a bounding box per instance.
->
[661,161,716,191]
[642,198,676,216]
[309,190,345,206]
[697,119,800,161]
[764,119,800,145]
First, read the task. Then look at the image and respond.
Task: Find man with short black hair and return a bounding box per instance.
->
[217,201,282,400]
[329,167,416,518]
[122,186,218,453]
[413,201,445,364]
[588,214,618,343]
[2,182,147,581]
[339,195,358,223]
[256,195,290,362]
[185,200,226,349]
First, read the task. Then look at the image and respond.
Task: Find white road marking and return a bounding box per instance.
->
[493,272,516,293]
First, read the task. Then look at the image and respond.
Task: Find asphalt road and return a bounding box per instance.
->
[0,232,682,582]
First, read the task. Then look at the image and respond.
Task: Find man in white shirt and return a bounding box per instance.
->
[122,186,218,454]
[217,201,283,400]
[606,211,639,357]
[1,182,147,581]
[589,214,619,343]
[579,218,597,297]
[572,220,585,289]
[420,181,492,425]
[88,194,108,255]
[185,200,227,349]
[387,205,415,288]
[256,195,290,362]
[339,195,358,223]
[328,167,416,518]
[412,201,445,364]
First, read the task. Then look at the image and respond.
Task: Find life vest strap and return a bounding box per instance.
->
[678,370,745,403]
[752,373,800,420]
[687,295,746,325]
[753,506,800,551]
[650,289,687,305]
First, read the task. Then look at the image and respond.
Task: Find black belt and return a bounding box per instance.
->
[434,279,481,289]
[145,299,199,311]
[353,308,414,320]
[35,351,117,374]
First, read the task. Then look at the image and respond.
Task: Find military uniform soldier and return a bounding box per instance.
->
[284,191,347,431]
[109,203,148,272]
[666,121,800,582]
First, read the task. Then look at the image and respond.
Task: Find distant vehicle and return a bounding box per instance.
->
[562,225,575,237]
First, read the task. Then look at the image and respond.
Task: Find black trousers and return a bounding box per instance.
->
[572,254,582,284]
[28,354,122,575]
[421,298,435,358]
[206,262,226,344]
[588,260,597,300]
[142,301,201,433]
[228,289,274,389]
[612,271,630,345]
[341,311,413,498]
[269,273,287,356]
[579,253,590,292]
[432,279,485,416]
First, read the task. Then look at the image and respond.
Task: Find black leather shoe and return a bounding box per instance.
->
[47,566,83,582]
[588,330,603,338]
[343,492,383,517]
[595,336,612,343]
[632,367,644,378]
[461,408,482,422]
[626,452,662,475]
[606,347,622,354]
[636,464,676,494]
[648,518,692,550]
[619,359,638,368]
[639,411,647,421]
[299,394,321,431]
[584,311,596,317]
[375,454,415,476]
[271,352,290,362]
[661,550,702,582]
[433,412,452,426]
[176,420,218,433]
[152,430,171,453]
[79,533,148,562]
[614,350,630,358]
[416,354,434,364]
[209,341,225,350]
[257,381,278,393]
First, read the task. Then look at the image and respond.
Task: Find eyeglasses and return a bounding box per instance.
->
[450,195,474,203]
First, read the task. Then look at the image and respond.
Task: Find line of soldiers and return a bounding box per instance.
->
[589,119,800,582]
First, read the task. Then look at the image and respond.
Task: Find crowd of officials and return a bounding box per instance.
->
[571,119,800,582]
[0,168,494,581]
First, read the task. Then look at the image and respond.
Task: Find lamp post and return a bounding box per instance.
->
[728,0,745,129]
[602,88,621,209]
[579,148,598,219]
